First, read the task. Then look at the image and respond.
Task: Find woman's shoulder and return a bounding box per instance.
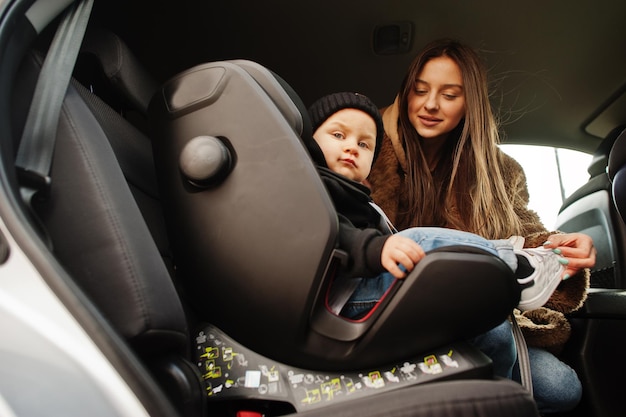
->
[497,147,523,168]
[497,147,526,181]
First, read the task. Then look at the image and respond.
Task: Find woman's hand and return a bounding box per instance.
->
[543,233,596,279]
[381,235,425,278]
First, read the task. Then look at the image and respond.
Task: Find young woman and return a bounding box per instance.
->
[367,38,596,413]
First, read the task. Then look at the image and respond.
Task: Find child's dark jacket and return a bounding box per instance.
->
[303,130,390,279]
[318,167,389,279]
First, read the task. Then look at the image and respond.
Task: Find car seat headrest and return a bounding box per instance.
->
[589,125,626,177]
[226,60,325,165]
[79,28,157,115]
[608,128,626,181]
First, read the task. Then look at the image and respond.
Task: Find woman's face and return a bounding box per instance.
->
[407,56,466,141]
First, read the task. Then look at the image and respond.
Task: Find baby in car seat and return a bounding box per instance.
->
[305,91,569,319]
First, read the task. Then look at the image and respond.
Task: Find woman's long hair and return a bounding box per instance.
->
[396,38,521,239]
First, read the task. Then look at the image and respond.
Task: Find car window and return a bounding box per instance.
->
[500,144,593,230]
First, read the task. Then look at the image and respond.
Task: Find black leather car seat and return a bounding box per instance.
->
[11,46,205,416]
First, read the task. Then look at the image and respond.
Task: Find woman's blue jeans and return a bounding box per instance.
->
[470,321,581,413]
[519,347,582,413]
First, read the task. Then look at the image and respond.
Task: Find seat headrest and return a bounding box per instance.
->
[608,128,626,181]
[80,29,157,115]
[589,125,626,177]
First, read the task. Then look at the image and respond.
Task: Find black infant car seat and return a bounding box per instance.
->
[148,60,521,371]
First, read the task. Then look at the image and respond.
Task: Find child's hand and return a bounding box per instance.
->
[381,235,425,278]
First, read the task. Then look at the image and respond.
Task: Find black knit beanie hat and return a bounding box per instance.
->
[308,92,384,163]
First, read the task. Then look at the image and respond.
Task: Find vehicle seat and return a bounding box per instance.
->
[557,126,626,288]
[149,60,521,371]
[11,49,204,416]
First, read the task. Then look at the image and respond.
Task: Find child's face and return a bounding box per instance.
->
[313,108,377,182]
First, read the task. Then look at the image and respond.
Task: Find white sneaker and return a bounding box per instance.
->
[515,247,566,311]
[508,235,525,250]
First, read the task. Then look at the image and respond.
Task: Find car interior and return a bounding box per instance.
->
[1,1,625,417]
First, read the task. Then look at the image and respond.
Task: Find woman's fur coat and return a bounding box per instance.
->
[368,101,589,355]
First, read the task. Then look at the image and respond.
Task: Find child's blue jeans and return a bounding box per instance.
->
[340,227,517,319]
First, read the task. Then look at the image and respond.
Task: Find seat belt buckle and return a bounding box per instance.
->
[16,166,52,199]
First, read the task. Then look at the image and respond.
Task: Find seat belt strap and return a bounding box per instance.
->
[327,277,363,315]
[511,313,533,395]
[369,201,398,234]
[15,0,94,199]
